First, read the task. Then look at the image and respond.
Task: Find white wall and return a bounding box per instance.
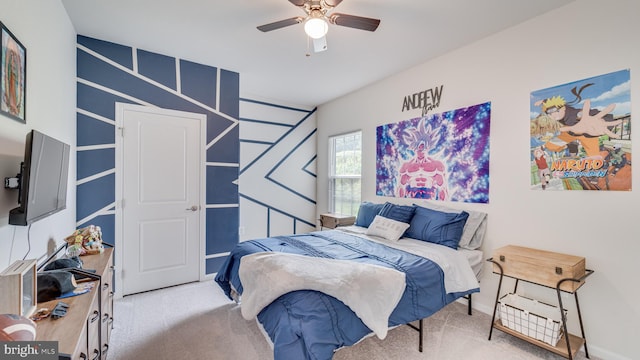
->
[317,0,638,359]
[0,0,77,270]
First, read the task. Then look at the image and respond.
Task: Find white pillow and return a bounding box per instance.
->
[365,215,410,242]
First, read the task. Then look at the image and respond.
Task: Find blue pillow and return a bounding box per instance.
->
[405,206,469,249]
[378,202,415,223]
[355,202,385,227]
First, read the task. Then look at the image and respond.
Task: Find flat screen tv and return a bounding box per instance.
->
[8,130,70,226]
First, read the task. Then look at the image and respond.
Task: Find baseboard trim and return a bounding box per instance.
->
[459,298,631,360]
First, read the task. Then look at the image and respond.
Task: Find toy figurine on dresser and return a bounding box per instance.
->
[65,225,105,256]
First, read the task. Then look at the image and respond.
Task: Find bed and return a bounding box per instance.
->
[215,202,487,360]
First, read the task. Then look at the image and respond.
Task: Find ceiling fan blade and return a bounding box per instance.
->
[257,17,304,32]
[288,0,306,6]
[329,13,381,32]
[324,0,343,7]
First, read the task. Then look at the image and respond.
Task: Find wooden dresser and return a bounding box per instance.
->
[35,248,114,360]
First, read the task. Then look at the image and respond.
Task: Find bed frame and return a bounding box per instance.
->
[408,293,473,352]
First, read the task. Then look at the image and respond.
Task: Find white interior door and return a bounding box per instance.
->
[116,104,204,296]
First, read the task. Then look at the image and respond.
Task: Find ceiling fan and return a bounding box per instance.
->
[257,0,381,53]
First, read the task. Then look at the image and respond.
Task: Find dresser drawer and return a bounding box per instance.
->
[87,296,101,360]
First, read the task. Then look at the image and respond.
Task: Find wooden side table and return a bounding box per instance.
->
[319,213,356,230]
[487,245,594,360]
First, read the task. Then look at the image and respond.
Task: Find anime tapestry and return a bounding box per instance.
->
[376,102,491,203]
[530,69,631,191]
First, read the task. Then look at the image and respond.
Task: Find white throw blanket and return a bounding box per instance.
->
[238,252,406,339]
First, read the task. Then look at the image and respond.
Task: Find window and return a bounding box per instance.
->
[328,131,362,216]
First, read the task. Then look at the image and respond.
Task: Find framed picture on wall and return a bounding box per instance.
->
[1,21,26,123]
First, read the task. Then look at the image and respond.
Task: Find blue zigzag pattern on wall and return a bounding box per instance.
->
[265,127,317,204]
[302,156,318,178]
[238,98,317,240]
[75,36,239,275]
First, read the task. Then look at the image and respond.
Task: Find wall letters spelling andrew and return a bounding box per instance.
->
[401,85,444,116]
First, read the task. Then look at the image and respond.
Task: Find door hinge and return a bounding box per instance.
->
[117,126,124,137]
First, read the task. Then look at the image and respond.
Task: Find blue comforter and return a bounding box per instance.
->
[214,230,478,360]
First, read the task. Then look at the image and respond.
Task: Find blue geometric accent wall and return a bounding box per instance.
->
[75,36,239,275]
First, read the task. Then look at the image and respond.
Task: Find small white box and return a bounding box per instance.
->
[498,293,566,346]
[0,259,37,317]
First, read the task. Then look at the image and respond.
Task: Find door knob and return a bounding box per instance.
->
[186,205,199,211]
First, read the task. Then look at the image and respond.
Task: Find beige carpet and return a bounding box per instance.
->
[106,281,598,360]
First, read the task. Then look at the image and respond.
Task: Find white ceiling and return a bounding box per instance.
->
[61,0,573,108]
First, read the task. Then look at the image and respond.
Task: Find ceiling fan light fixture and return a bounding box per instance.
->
[304,11,328,39]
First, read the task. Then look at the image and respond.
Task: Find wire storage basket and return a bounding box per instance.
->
[498,293,567,346]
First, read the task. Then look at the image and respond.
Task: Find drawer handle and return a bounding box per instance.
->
[555,266,563,275]
[80,353,87,359]
[91,349,100,360]
[90,310,100,323]
[499,255,505,262]
[102,344,109,354]
[102,313,109,323]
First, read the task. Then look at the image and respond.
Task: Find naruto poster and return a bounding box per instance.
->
[376,102,491,203]
[530,69,631,191]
